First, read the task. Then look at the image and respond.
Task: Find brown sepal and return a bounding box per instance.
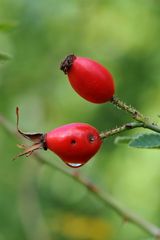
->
[16,107,44,142]
[13,142,42,160]
[14,107,46,160]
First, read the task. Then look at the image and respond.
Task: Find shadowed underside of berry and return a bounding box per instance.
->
[60,54,115,104]
[14,108,102,168]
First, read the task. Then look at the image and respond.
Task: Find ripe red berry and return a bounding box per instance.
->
[45,123,102,167]
[14,108,102,168]
[60,54,115,104]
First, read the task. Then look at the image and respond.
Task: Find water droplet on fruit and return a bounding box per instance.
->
[66,162,83,168]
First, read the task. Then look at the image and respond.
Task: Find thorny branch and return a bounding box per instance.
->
[111,96,160,134]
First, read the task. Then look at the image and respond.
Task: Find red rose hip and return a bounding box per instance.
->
[60,54,115,103]
[14,108,102,168]
[45,123,102,167]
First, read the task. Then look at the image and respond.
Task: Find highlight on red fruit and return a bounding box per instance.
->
[14,108,102,168]
[60,54,115,104]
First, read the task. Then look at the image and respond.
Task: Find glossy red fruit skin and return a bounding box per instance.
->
[45,123,102,166]
[60,55,115,103]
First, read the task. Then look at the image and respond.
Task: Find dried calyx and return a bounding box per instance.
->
[13,107,47,160]
[60,54,76,74]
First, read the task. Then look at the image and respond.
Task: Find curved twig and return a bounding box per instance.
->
[1,113,160,238]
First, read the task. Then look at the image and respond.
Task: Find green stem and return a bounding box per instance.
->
[143,122,160,133]
[100,122,144,139]
[111,96,160,134]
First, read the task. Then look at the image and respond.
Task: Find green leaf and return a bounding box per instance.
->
[0,21,17,32]
[114,136,134,144]
[0,52,11,62]
[129,133,160,149]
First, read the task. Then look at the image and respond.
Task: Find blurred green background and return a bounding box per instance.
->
[0,0,160,239]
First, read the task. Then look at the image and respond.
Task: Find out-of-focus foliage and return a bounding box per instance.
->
[115,133,160,149]
[129,133,160,149]
[0,0,160,239]
[0,52,11,62]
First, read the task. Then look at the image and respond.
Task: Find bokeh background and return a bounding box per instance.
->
[0,0,160,239]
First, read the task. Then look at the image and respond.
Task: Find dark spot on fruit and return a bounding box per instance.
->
[88,134,95,143]
[71,139,76,145]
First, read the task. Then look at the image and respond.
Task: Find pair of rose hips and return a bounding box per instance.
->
[16,54,115,167]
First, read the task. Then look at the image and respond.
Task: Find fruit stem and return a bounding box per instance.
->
[110,96,160,134]
[111,96,144,121]
[100,122,143,139]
